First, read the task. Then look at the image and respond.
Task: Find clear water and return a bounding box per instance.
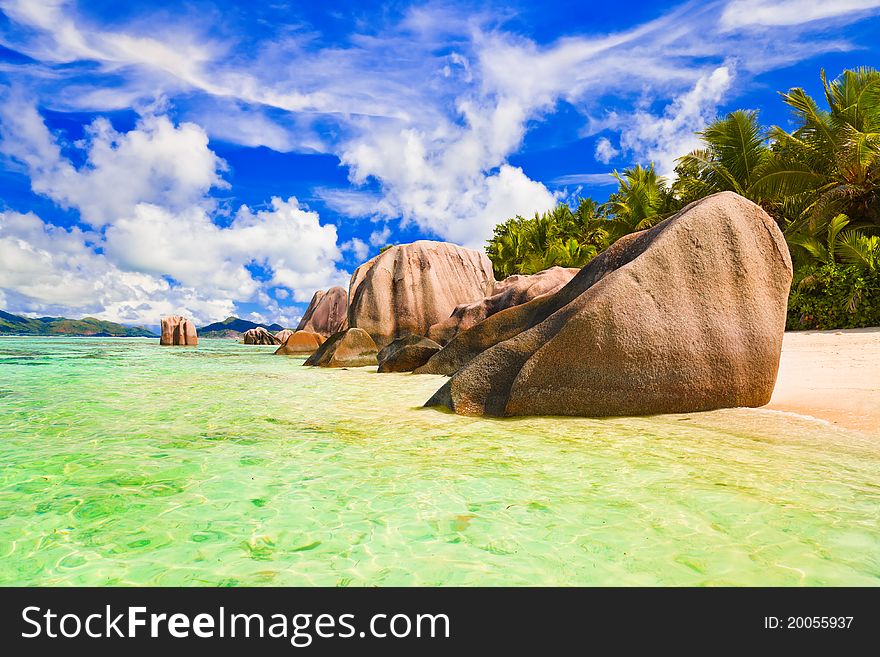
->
[0,337,878,586]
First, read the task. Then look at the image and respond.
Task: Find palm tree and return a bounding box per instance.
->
[786,213,854,266]
[755,67,880,230]
[603,164,679,236]
[485,197,614,277]
[674,110,772,204]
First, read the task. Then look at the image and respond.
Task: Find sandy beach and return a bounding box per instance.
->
[766,328,880,435]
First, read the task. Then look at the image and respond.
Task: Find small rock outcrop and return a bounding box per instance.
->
[296,287,349,337]
[304,328,378,368]
[274,329,295,344]
[348,240,495,347]
[160,315,198,346]
[242,327,281,345]
[274,330,326,355]
[428,266,579,344]
[424,192,793,417]
[377,335,442,373]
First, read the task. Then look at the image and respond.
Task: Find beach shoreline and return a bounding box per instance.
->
[765,327,880,436]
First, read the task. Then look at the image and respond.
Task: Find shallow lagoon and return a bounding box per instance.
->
[0,337,878,585]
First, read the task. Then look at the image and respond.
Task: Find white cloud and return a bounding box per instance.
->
[0,98,350,322]
[618,65,734,177]
[594,137,619,164]
[341,237,370,262]
[721,0,880,29]
[0,210,232,325]
[369,225,391,247]
[341,119,558,247]
[0,93,227,226]
[102,197,342,301]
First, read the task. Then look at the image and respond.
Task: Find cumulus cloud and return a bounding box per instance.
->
[341,120,558,247]
[0,92,226,226]
[594,137,619,164]
[0,210,233,324]
[369,225,391,247]
[341,237,370,263]
[0,97,349,322]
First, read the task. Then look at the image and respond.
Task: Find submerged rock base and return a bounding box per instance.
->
[425,192,793,417]
[304,328,378,367]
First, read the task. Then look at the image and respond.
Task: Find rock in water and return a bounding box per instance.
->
[425,192,793,417]
[160,315,198,346]
[275,330,325,355]
[242,327,281,345]
[348,241,495,347]
[377,335,442,373]
[296,287,349,337]
[428,266,578,344]
[304,328,378,367]
[274,329,295,344]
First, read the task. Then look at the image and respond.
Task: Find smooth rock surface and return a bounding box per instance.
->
[274,329,295,344]
[296,287,349,337]
[377,335,442,373]
[160,315,198,346]
[304,328,378,367]
[274,330,326,355]
[428,266,578,344]
[425,192,793,417]
[348,241,495,347]
[242,327,281,345]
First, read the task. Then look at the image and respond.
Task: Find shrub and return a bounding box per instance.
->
[787,263,880,330]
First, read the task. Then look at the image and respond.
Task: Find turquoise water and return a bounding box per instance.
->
[0,337,878,586]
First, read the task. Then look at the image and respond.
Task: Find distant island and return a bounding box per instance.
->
[0,310,157,337]
[198,316,286,339]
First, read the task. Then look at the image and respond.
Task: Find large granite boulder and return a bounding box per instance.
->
[160,315,198,346]
[424,192,793,417]
[304,328,378,368]
[296,287,349,337]
[348,241,495,347]
[274,329,295,344]
[242,327,281,345]
[428,266,579,344]
[274,330,325,355]
[377,335,442,373]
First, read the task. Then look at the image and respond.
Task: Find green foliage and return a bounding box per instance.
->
[603,163,682,233]
[0,310,156,337]
[674,109,772,204]
[483,66,880,330]
[485,198,612,278]
[787,263,880,329]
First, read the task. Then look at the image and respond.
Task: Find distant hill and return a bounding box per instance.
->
[0,310,157,337]
[198,316,286,339]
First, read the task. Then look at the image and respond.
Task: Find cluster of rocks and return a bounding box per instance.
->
[160,316,198,346]
[165,193,793,419]
[242,326,282,345]
[297,287,348,337]
[298,193,793,419]
[424,193,792,416]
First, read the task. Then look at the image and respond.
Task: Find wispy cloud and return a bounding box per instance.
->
[720,0,880,29]
[550,173,617,186]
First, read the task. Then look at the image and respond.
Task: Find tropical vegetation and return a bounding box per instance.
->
[0,310,156,337]
[486,67,880,329]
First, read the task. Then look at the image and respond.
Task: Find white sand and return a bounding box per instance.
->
[766,328,880,435]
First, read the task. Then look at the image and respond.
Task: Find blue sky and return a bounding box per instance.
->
[1,0,879,328]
